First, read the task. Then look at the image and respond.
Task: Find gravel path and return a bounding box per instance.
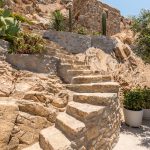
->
[114,121,150,150]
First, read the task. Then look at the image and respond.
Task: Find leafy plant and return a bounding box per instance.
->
[12,13,32,24]
[9,32,46,54]
[77,27,87,35]
[0,9,32,24]
[0,9,20,40]
[0,0,4,8]
[124,89,143,111]
[52,10,65,31]
[131,9,150,63]
[92,31,101,36]
[142,88,150,109]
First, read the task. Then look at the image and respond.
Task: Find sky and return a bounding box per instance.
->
[101,0,150,17]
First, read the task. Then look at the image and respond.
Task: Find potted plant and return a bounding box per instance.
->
[142,88,150,120]
[123,89,143,127]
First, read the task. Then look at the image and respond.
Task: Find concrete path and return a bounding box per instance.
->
[114,121,150,150]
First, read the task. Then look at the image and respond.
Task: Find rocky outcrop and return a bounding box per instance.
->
[0,57,69,149]
[75,31,150,93]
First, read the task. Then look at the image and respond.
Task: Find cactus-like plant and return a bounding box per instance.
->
[52,10,65,31]
[68,7,72,32]
[0,9,20,40]
[102,12,107,36]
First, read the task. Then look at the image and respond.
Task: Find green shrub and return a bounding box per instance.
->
[124,89,143,111]
[0,0,4,8]
[77,27,87,35]
[142,88,150,109]
[92,31,101,36]
[9,32,46,54]
[0,9,20,40]
[131,9,150,63]
[12,13,32,24]
[52,10,65,31]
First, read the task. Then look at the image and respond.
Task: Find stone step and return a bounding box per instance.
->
[67,70,92,77]
[66,82,119,93]
[56,113,85,140]
[66,101,105,122]
[66,70,92,83]
[61,59,85,65]
[60,63,90,70]
[56,53,73,60]
[73,93,118,106]
[39,126,71,150]
[22,143,42,150]
[71,75,112,84]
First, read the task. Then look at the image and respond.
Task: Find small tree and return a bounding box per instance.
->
[52,10,65,31]
[131,9,150,63]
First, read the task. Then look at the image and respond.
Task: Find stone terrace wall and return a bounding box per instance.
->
[43,31,117,54]
[73,0,121,36]
[44,31,91,54]
[6,54,59,74]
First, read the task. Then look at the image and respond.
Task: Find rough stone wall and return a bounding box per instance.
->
[73,0,121,36]
[43,31,117,54]
[76,95,121,150]
[87,96,121,150]
[6,54,59,74]
[44,31,92,54]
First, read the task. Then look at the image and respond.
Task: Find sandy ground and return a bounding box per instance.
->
[114,121,150,150]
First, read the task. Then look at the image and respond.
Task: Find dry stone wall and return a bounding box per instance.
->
[6,54,60,74]
[43,31,117,54]
[73,0,121,36]
[88,95,121,149]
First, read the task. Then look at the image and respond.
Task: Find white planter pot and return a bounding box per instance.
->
[143,109,150,120]
[124,108,143,127]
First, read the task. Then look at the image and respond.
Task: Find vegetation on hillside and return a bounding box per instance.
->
[131,9,150,63]
[0,9,20,41]
[0,9,45,54]
[10,32,46,54]
[52,10,65,31]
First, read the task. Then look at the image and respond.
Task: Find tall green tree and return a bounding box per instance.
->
[131,9,150,63]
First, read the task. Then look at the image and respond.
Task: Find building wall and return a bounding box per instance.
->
[73,0,121,36]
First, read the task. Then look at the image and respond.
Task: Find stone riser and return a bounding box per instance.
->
[71,75,112,84]
[73,93,118,106]
[66,82,119,93]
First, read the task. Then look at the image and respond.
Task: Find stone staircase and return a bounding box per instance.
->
[24,53,121,150]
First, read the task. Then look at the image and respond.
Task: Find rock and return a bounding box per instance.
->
[16,112,51,129]
[114,38,127,61]
[0,100,19,149]
[52,97,67,108]
[23,91,54,103]
[8,137,19,150]
[124,44,132,57]
[0,40,9,54]
[113,29,134,45]
[128,55,137,67]
[18,100,57,122]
